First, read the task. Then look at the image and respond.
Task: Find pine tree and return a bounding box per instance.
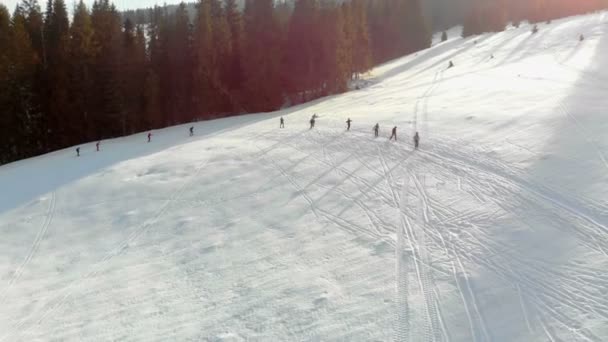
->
[143,69,162,129]
[69,0,95,141]
[133,24,147,130]
[43,0,70,148]
[91,0,125,137]
[0,4,13,163]
[6,6,42,160]
[192,0,215,117]
[210,0,234,113]
[166,3,193,123]
[121,18,141,134]
[487,0,508,32]
[462,5,482,37]
[141,7,163,130]
[0,5,10,79]
[20,1,45,65]
[284,0,320,101]
[403,0,432,53]
[367,0,430,63]
[318,2,350,94]
[367,0,391,63]
[339,2,354,82]
[225,0,244,107]
[350,0,372,78]
[241,0,283,112]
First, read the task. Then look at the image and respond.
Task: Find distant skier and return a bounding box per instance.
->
[532,25,539,34]
[147,132,152,143]
[346,118,352,131]
[390,126,397,141]
[96,141,100,152]
[448,60,454,69]
[414,132,420,149]
[310,116,315,130]
[189,126,194,136]
[490,54,494,59]
[579,34,585,42]
[373,123,379,137]
[280,117,285,128]
[76,147,80,157]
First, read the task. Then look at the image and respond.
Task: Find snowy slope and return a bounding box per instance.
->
[1,12,608,341]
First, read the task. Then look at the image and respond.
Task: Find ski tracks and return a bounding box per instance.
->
[377,147,446,342]
[2,158,211,341]
[259,130,449,341]
[419,138,608,340]
[0,192,57,303]
[557,101,608,172]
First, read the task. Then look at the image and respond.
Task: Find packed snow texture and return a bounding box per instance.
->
[1,12,608,341]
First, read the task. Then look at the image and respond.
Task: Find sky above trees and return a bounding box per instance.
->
[4,0,186,13]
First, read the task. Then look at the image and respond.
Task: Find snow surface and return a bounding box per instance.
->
[1,12,608,341]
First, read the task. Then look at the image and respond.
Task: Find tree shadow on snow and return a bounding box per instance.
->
[444,16,608,341]
[0,98,328,214]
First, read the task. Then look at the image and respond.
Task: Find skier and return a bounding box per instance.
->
[147,132,152,143]
[310,116,315,130]
[96,141,100,152]
[579,34,585,41]
[189,126,194,136]
[390,126,397,141]
[448,60,454,68]
[413,132,420,149]
[280,117,285,128]
[346,118,352,131]
[373,123,379,137]
[490,54,494,59]
[76,147,80,157]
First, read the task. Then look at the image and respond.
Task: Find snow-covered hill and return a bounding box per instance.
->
[1,12,608,341]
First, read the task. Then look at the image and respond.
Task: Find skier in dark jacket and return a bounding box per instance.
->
[76,147,80,157]
[280,117,285,128]
[373,123,379,137]
[147,132,152,143]
[310,117,315,129]
[414,132,420,149]
[346,118,352,131]
[189,126,194,136]
[96,141,100,151]
[448,61,454,68]
[390,126,397,141]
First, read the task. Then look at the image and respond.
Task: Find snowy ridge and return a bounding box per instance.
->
[1,12,608,341]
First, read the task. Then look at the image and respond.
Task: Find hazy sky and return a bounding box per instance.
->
[3,0,187,13]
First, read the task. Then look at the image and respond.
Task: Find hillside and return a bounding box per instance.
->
[1,12,607,341]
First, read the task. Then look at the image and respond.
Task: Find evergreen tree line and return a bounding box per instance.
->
[462,0,608,37]
[0,0,431,165]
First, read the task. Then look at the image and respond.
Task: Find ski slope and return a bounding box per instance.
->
[1,12,608,341]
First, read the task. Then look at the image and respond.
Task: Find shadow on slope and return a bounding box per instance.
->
[459,12,608,340]
[0,99,326,214]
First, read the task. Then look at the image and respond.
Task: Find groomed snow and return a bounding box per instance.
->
[1,12,608,341]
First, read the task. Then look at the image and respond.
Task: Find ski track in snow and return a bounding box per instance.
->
[1,158,212,341]
[0,192,56,303]
[1,11,608,341]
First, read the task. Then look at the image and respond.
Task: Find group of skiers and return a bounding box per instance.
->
[284,114,420,148]
[76,114,421,157]
[76,140,101,156]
